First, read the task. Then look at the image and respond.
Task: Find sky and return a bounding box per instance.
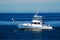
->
[0,0,60,13]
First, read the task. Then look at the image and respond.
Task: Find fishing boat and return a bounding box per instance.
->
[18,11,52,29]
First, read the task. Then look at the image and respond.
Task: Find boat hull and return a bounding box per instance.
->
[18,24,52,29]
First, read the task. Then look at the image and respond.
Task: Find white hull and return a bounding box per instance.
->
[18,23,52,29]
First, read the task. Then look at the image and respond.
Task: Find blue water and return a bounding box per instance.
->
[0,13,60,40]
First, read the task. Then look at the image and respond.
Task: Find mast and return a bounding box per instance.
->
[35,8,39,16]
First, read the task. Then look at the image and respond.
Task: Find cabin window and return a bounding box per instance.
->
[33,22,40,24]
[37,23,40,24]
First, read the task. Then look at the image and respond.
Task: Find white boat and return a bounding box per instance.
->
[18,12,52,29]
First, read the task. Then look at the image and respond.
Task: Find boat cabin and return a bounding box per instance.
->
[31,15,43,25]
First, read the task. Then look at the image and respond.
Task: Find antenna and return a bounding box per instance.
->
[36,8,39,16]
[34,8,40,18]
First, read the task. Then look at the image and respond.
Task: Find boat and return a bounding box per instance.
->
[18,11,53,29]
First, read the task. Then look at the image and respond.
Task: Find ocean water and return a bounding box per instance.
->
[0,13,60,40]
